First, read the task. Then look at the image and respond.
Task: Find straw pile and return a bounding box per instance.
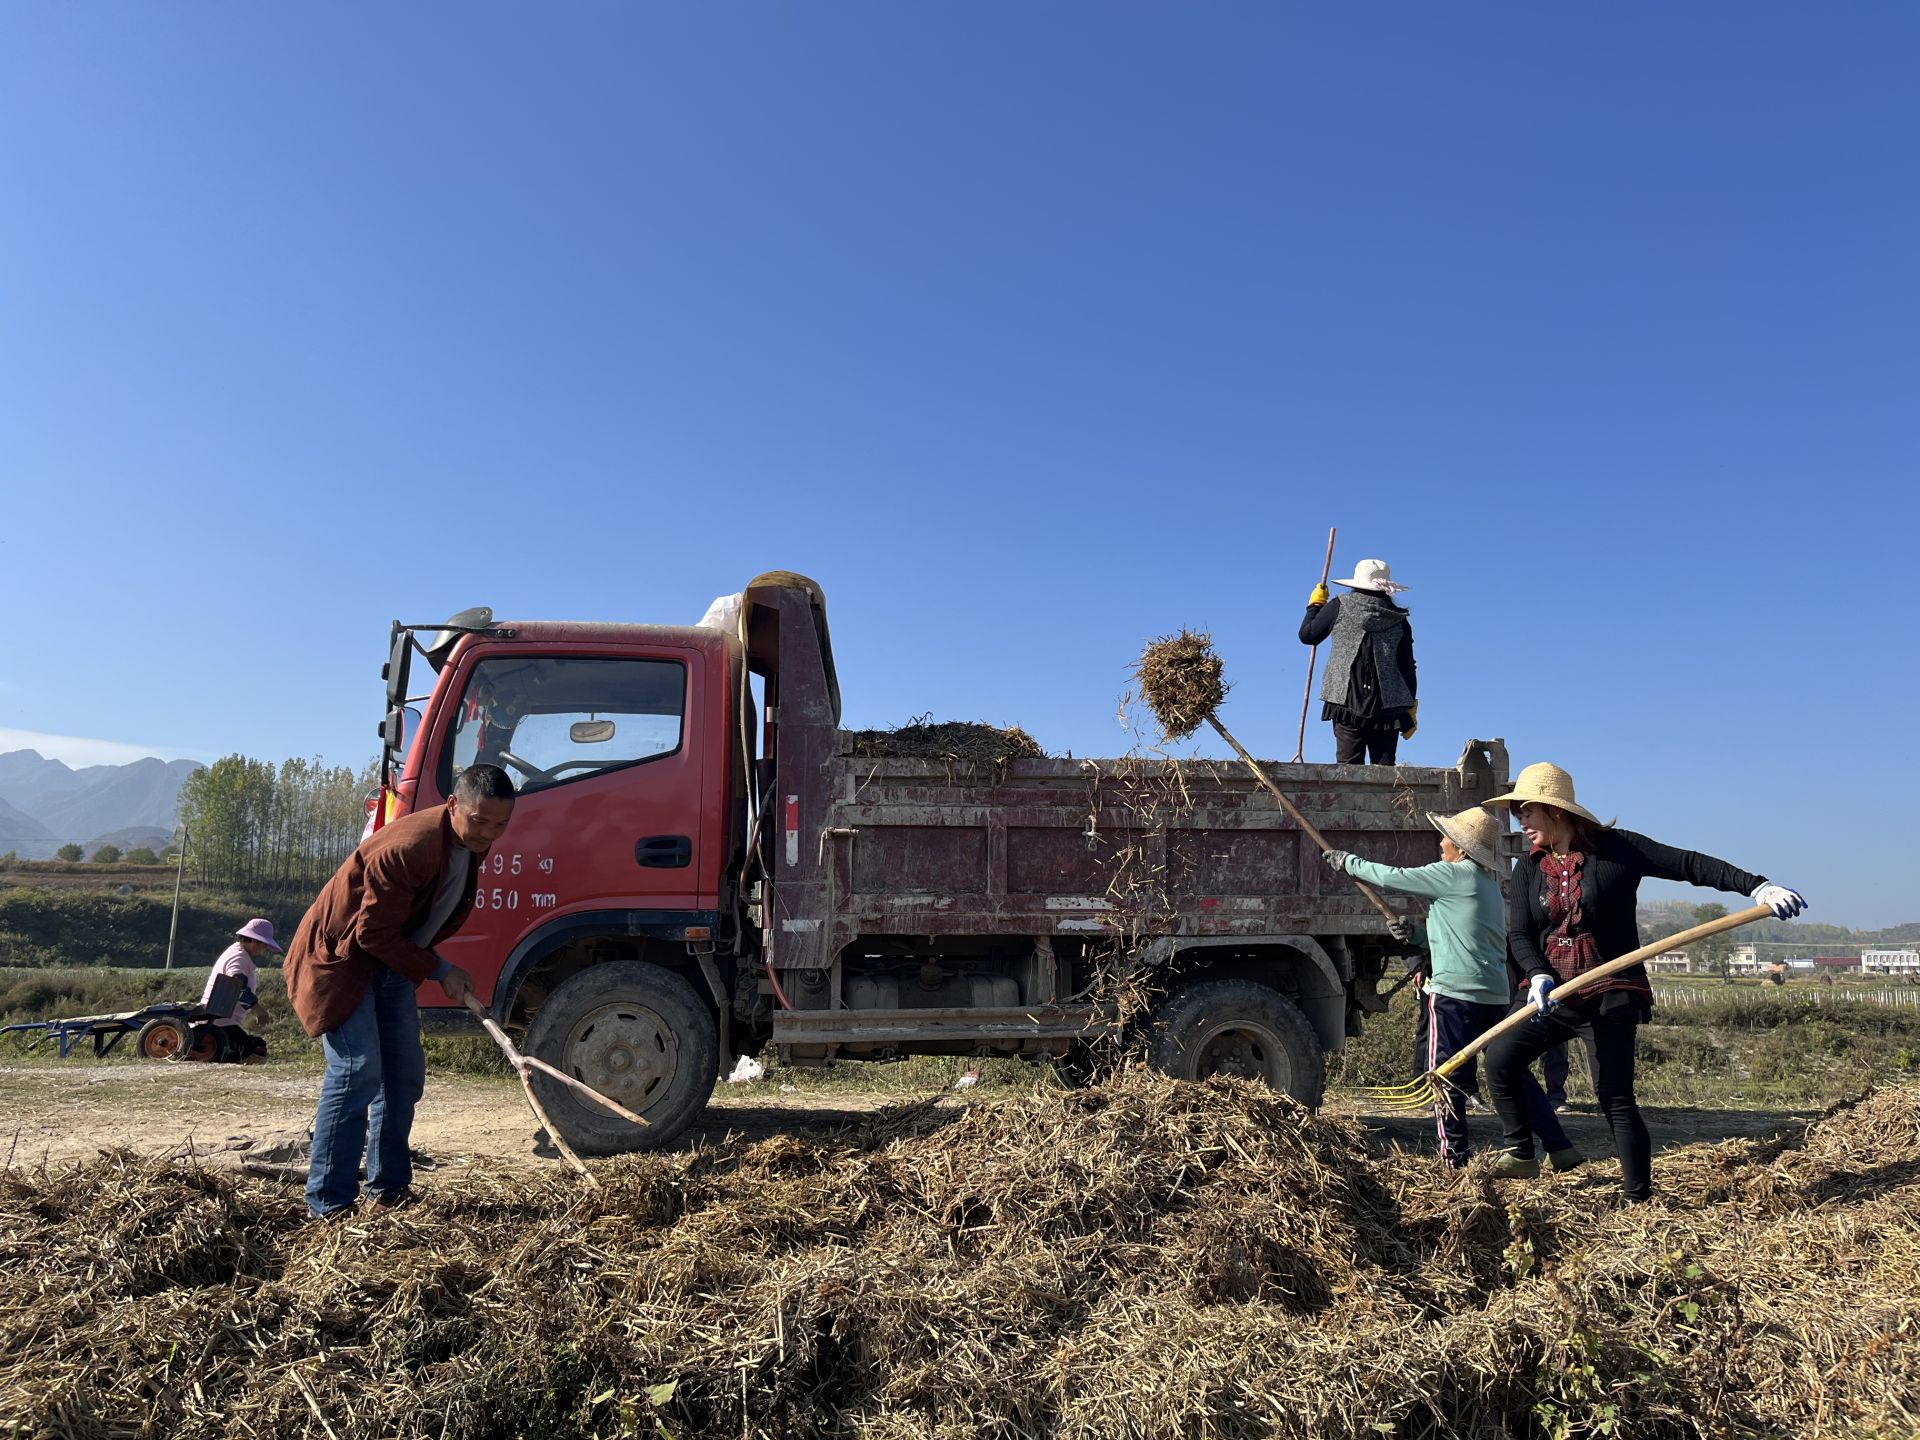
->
[5,1073,1918,1439]
[843,720,1046,763]
[1135,631,1227,742]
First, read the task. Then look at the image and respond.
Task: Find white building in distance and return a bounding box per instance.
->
[1862,948,1920,977]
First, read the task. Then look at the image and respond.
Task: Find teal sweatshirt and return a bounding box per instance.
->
[1343,855,1510,1006]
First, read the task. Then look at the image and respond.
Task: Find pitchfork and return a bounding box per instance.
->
[1359,905,1772,1110]
[462,993,647,1188]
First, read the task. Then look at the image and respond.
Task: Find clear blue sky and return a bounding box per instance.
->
[2,7,1914,925]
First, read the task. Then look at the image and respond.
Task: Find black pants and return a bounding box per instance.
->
[1421,990,1571,1166]
[1486,998,1652,1201]
[1333,722,1398,765]
[1540,1039,1569,1109]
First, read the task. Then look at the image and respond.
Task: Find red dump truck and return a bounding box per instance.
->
[376,572,1511,1151]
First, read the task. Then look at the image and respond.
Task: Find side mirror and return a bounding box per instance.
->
[570,720,616,744]
[383,624,412,709]
[380,706,407,755]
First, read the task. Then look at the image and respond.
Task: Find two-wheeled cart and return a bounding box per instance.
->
[1,1001,223,1062]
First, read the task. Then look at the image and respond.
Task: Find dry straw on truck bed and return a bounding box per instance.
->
[5,1073,1918,1439]
[842,720,1046,763]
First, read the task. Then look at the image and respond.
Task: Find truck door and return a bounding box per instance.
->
[415,646,707,1003]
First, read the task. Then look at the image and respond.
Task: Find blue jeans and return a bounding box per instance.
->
[306,966,426,1217]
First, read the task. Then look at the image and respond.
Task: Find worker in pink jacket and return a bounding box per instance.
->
[200,918,280,1063]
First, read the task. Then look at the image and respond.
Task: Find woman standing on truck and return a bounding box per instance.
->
[1483,763,1806,1202]
[1324,807,1576,1171]
[1298,557,1416,765]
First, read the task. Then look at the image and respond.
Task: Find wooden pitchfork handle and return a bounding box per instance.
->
[1292,526,1337,763]
[1206,714,1400,927]
[1433,905,1772,1083]
[461,993,650,1188]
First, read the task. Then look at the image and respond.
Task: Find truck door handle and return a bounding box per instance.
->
[635,835,692,869]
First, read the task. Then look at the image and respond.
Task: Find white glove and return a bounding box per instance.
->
[1321,850,1352,874]
[1526,974,1557,1014]
[1751,882,1806,920]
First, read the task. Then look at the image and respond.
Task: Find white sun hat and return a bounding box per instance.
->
[1331,558,1407,594]
[1427,806,1508,874]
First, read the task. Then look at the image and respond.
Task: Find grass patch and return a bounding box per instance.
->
[1331,983,1920,1108]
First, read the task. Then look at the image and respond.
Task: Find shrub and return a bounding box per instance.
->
[55,845,84,863]
[90,845,123,864]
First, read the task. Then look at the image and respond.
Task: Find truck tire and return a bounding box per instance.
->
[1147,979,1326,1107]
[137,1016,189,1061]
[1051,1042,1113,1089]
[521,961,719,1154]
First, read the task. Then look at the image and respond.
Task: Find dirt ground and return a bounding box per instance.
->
[0,1061,924,1173]
[0,1060,1820,1178]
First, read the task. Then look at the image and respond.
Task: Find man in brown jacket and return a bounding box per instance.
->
[288,763,515,1217]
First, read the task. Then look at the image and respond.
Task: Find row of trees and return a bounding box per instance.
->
[50,843,160,863]
[174,753,377,896]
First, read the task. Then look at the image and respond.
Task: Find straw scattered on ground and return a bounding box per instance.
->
[843,719,1046,763]
[5,1072,1917,1439]
[1134,630,1227,742]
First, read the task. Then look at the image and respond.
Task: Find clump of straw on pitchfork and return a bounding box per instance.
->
[1132,630,1406,934]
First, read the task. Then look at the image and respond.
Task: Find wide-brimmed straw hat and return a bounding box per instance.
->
[1483,762,1606,828]
[1331,558,1407,594]
[235,918,282,952]
[1428,806,1508,873]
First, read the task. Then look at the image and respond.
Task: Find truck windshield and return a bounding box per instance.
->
[438,655,685,796]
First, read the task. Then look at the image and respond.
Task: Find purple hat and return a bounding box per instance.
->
[236,918,282,953]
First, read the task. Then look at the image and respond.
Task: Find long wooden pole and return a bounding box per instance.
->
[163,830,188,971]
[1292,527,1337,763]
[1206,714,1400,926]
[461,994,652,1187]
[1433,906,1771,1083]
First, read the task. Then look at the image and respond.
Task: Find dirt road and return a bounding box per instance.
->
[0,1062,916,1172]
[1,1059,1819,1176]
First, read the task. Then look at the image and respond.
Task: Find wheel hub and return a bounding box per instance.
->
[1195,1023,1291,1088]
[564,1003,679,1111]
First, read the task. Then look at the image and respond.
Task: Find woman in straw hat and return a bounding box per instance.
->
[1324,807,1577,1171]
[1482,762,1806,1202]
[1298,557,1416,765]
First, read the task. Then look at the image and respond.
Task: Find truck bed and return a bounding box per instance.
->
[817,739,1510,943]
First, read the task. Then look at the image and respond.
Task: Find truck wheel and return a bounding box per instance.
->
[522,961,719,1154]
[1147,979,1325,1107]
[137,1016,189,1061]
[1051,1042,1113,1089]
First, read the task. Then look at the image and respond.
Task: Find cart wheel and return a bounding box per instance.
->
[136,1016,190,1061]
[186,1025,223,1063]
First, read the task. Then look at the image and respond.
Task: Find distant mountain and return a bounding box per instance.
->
[0,795,55,855]
[0,750,202,859]
[0,749,91,811]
